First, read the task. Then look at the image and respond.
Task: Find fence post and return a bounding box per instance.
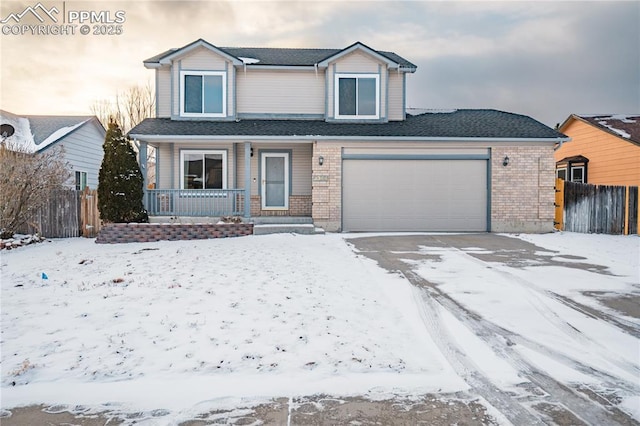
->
[554,178,564,231]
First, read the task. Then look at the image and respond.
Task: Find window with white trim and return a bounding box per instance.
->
[180,71,226,117]
[335,73,379,119]
[556,168,567,181]
[180,150,227,189]
[75,171,87,190]
[571,166,584,183]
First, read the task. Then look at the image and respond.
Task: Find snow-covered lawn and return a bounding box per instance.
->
[1,234,463,417]
[1,232,638,423]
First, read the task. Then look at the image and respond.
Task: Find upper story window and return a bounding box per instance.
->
[335,73,379,119]
[180,71,226,117]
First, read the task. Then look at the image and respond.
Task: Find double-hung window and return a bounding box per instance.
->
[180,71,226,117]
[335,73,379,119]
[180,150,227,190]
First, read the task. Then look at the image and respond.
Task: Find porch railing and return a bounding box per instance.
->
[144,189,245,217]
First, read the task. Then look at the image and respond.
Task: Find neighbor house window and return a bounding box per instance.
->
[180,150,227,189]
[75,171,87,190]
[571,166,584,183]
[556,168,567,180]
[335,73,379,119]
[180,71,226,117]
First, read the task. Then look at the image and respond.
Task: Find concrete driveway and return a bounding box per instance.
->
[347,233,639,426]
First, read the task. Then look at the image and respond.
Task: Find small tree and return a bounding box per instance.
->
[0,139,70,238]
[98,121,148,223]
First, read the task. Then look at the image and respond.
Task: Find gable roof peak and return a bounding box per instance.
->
[560,113,640,145]
[144,39,416,71]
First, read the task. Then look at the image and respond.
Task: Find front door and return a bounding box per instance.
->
[261,152,289,210]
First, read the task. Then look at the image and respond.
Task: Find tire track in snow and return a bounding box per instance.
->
[408,280,545,425]
[442,245,640,381]
[348,237,637,425]
[405,269,636,426]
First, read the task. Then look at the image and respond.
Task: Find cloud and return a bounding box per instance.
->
[0,0,637,127]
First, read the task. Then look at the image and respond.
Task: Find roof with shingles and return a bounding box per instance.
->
[25,115,96,145]
[129,109,565,140]
[562,114,640,146]
[144,41,417,69]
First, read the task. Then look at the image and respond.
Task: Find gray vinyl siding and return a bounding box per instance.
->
[156,68,171,118]
[156,143,174,189]
[236,70,324,115]
[56,121,105,189]
[236,143,312,195]
[387,72,403,121]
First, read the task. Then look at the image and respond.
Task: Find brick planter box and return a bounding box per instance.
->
[96,223,254,244]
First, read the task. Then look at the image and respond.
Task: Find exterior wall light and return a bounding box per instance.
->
[318,156,324,166]
[503,156,510,167]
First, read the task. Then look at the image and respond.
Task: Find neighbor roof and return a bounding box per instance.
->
[26,115,97,145]
[560,114,640,146]
[144,39,417,70]
[0,110,104,152]
[129,109,566,140]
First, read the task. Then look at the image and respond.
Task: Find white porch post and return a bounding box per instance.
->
[244,141,251,218]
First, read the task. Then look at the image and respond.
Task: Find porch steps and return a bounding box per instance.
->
[251,217,324,235]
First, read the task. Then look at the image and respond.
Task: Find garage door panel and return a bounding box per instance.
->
[343,159,487,232]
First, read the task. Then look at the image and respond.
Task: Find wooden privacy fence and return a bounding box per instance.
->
[19,188,101,238]
[554,179,639,235]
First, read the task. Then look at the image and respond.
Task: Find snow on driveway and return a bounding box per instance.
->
[1,234,463,417]
[1,232,638,424]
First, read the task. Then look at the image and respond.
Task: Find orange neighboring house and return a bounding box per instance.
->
[555,114,640,186]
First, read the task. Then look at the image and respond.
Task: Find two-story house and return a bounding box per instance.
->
[129,39,567,233]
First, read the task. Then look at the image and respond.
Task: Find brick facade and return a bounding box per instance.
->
[491,145,556,232]
[311,143,342,231]
[310,142,556,233]
[96,223,254,244]
[249,195,312,216]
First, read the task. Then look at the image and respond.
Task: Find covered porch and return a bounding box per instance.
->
[136,140,313,220]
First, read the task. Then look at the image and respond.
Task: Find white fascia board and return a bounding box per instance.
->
[129,134,569,144]
[317,43,400,68]
[158,40,243,66]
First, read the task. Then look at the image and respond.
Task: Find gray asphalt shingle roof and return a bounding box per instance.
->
[26,115,94,145]
[129,110,565,140]
[144,41,417,69]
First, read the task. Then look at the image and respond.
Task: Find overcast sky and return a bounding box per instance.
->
[1,0,638,127]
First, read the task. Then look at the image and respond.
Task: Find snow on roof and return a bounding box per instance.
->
[577,114,640,143]
[238,56,260,64]
[406,108,458,116]
[0,110,94,153]
[37,119,91,148]
[0,110,36,152]
[597,120,631,139]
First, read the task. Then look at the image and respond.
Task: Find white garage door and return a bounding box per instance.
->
[343,158,488,232]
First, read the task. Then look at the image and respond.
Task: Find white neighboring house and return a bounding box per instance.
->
[0,110,105,190]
